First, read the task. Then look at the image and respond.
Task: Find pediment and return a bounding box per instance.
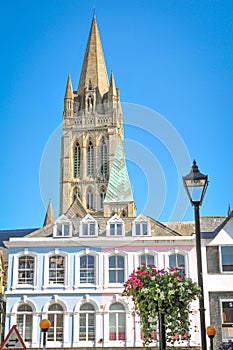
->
[209,217,233,246]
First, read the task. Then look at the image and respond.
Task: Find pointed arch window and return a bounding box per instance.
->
[109,303,126,341]
[86,189,94,210]
[18,256,34,285]
[74,142,81,178]
[87,141,94,177]
[100,187,106,210]
[17,304,32,342]
[79,303,95,341]
[47,303,64,342]
[73,187,81,202]
[100,139,108,180]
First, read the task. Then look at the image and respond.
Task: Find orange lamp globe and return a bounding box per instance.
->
[40,319,51,331]
[206,326,216,338]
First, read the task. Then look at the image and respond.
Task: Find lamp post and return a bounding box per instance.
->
[206,326,216,350]
[39,319,51,350]
[183,160,208,350]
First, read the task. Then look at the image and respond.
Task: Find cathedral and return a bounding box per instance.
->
[2,14,233,349]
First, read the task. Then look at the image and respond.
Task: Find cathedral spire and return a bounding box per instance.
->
[64,73,74,118]
[109,71,117,96]
[65,73,73,99]
[78,14,109,96]
[43,200,55,227]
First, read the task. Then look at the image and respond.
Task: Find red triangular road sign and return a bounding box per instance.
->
[0,325,26,350]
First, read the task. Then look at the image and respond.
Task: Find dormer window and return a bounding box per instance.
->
[132,214,151,236]
[80,214,98,237]
[53,215,72,238]
[107,214,125,236]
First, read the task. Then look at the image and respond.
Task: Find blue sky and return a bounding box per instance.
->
[0,0,232,229]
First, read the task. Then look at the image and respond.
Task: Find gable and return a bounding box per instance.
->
[209,217,233,246]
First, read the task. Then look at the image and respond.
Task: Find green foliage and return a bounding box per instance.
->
[122,264,201,345]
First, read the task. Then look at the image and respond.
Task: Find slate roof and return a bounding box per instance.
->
[0,228,38,247]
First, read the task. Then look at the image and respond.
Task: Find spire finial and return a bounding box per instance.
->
[93,5,96,16]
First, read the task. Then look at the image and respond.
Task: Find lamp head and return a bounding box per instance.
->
[183,160,208,206]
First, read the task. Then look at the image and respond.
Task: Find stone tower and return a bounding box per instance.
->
[60,15,136,218]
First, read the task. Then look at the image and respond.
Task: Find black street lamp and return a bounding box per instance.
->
[183,160,208,350]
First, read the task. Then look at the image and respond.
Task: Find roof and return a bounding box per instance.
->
[0,228,38,247]
[77,14,109,96]
[104,138,134,203]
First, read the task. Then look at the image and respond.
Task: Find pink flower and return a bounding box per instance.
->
[177,276,182,282]
[138,271,146,276]
[141,262,146,266]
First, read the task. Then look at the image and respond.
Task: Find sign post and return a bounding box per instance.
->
[0,326,26,350]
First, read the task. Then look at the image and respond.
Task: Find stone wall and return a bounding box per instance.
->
[209,292,233,347]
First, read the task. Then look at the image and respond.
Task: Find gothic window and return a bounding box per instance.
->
[132,214,151,236]
[49,255,65,284]
[109,303,126,341]
[79,303,95,341]
[100,139,108,180]
[169,253,186,273]
[47,303,64,342]
[87,141,94,177]
[100,187,106,210]
[53,215,72,237]
[18,256,34,285]
[109,255,125,283]
[17,304,32,342]
[221,246,233,272]
[80,255,95,284]
[86,189,94,210]
[74,142,81,178]
[107,214,125,236]
[73,187,81,202]
[139,254,155,267]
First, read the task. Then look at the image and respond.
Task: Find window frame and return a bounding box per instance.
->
[43,251,68,289]
[47,303,64,343]
[16,303,33,343]
[220,246,233,273]
[12,252,38,290]
[109,302,126,342]
[79,214,98,237]
[106,252,127,285]
[106,214,125,237]
[87,141,94,177]
[79,303,95,342]
[74,141,81,178]
[221,299,233,341]
[53,215,72,238]
[132,214,151,236]
[100,139,108,180]
[166,250,188,276]
[74,250,99,288]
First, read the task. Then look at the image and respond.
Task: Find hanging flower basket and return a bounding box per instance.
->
[122,264,201,345]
